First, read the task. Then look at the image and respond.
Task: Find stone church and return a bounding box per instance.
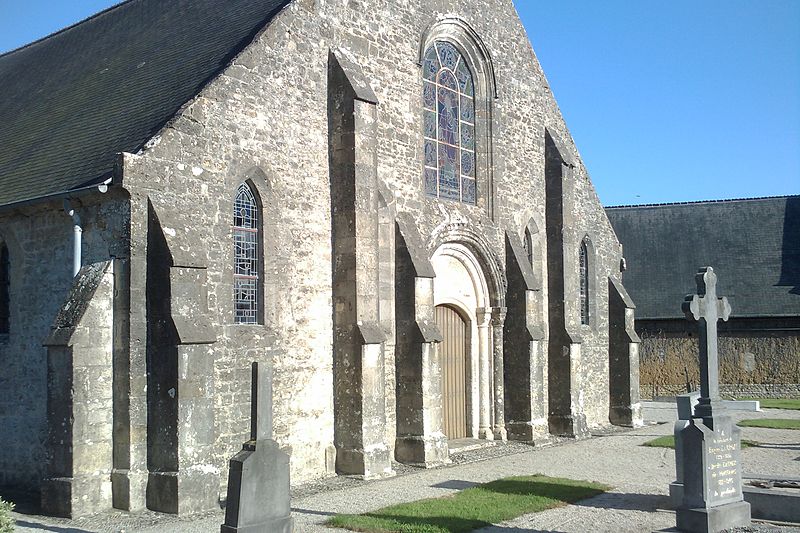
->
[0,0,641,518]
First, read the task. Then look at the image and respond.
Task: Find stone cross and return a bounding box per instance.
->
[250,361,273,444]
[682,267,731,422]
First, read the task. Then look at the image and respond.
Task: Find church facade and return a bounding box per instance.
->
[0,0,641,517]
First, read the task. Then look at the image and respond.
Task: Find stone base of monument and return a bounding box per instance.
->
[221,363,293,533]
[676,500,751,533]
[675,416,751,533]
[668,481,684,507]
[221,440,294,533]
[743,480,800,523]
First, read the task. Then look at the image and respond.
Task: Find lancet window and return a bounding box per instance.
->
[423,41,476,204]
[233,183,260,324]
[579,239,590,325]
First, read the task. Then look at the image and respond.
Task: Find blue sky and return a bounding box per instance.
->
[1,1,798,206]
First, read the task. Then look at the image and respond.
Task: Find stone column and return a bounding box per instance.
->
[491,307,507,440]
[477,308,493,440]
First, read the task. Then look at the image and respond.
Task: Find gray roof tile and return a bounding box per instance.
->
[0,0,291,207]
[606,196,800,319]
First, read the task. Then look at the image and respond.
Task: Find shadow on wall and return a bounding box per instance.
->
[779,196,800,295]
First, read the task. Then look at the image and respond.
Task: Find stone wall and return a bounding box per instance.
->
[639,324,800,399]
[1,0,630,504]
[0,193,128,490]
[117,0,628,493]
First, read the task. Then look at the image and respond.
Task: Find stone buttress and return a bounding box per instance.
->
[328,49,394,478]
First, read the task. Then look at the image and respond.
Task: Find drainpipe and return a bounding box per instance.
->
[63,200,82,277]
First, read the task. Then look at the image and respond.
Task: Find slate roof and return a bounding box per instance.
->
[606,196,800,320]
[0,0,291,207]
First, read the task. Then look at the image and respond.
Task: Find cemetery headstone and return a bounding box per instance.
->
[675,267,750,533]
[669,391,700,505]
[221,362,294,533]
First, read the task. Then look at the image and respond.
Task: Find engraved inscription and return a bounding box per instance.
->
[706,434,741,503]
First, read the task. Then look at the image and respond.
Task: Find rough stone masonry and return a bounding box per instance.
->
[0,0,641,517]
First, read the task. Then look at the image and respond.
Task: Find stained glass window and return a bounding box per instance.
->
[0,243,8,334]
[423,41,476,204]
[233,183,260,324]
[579,240,589,325]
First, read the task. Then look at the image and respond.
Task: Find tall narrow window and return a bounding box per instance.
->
[579,240,589,325]
[0,243,8,334]
[524,228,534,267]
[233,183,260,324]
[423,41,476,204]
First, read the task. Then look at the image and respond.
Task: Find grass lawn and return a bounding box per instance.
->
[326,475,610,533]
[737,418,800,430]
[737,398,800,410]
[642,435,760,449]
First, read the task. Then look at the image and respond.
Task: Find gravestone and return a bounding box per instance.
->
[221,362,293,533]
[675,267,750,533]
[669,391,700,505]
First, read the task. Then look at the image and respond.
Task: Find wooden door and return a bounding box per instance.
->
[435,305,468,440]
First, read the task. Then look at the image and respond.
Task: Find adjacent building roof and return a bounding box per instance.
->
[0,0,291,207]
[606,196,800,320]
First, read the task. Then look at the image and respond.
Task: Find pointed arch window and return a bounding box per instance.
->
[524,227,534,267]
[0,243,8,334]
[422,41,476,204]
[579,239,590,325]
[233,183,261,324]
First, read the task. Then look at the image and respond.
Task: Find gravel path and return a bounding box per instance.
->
[10,404,800,532]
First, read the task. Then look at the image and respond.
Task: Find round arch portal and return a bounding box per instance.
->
[431,242,502,441]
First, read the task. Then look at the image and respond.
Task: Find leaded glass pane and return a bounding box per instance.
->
[460,95,474,123]
[439,172,460,200]
[424,138,437,167]
[437,70,458,91]
[424,110,437,139]
[423,46,440,81]
[423,81,436,110]
[456,61,472,94]
[437,41,459,70]
[437,86,459,146]
[461,123,474,151]
[438,144,460,199]
[461,150,474,177]
[234,230,258,276]
[438,143,459,177]
[462,178,476,204]
[422,41,477,204]
[234,277,258,324]
[424,168,438,195]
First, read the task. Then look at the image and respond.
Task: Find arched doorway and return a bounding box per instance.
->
[431,242,496,440]
[435,304,468,439]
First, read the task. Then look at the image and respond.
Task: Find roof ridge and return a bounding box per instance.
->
[605,194,800,210]
[0,0,131,59]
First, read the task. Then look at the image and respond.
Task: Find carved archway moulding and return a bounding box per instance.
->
[429,222,506,307]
